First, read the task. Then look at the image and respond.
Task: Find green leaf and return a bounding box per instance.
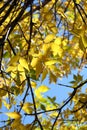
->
[70,80,76,84]
[47,96,56,103]
[40,104,46,110]
[73,74,77,80]
[3,51,10,58]
[29,69,37,80]
[78,74,83,81]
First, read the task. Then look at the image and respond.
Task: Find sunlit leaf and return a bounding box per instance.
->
[31,81,37,89]
[8,54,19,65]
[45,60,57,66]
[51,39,63,56]
[31,57,39,68]
[22,102,33,114]
[11,119,21,129]
[19,58,29,71]
[52,0,56,3]
[0,89,7,97]
[41,69,48,81]
[5,112,21,119]
[35,85,49,99]
[18,64,25,72]
[49,71,57,83]
[3,100,11,109]
[44,34,55,43]
[37,85,49,93]
[6,66,17,72]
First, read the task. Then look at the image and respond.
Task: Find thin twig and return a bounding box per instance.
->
[73,0,86,24]
[51,110,61,130]
[26,2,33,54]
[7,38,16,55]
[72,101,87,112]
[58,83,73,88]
[26,75,43,130]
[17,23,29,44]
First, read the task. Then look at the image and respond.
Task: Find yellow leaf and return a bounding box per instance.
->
[35,85,49,99]
[6,66,17,72]
[0,78,4,88]
[3,100,11,109]
[31,81,37,88]
[45,12,53,21]
[35,90,42,99]
[39,85,49,93]
[19,58,29,71]
[11,72,16,78]
[51,42,63,56]
[45,60,57,66]
[18,64,26,80]
[41,69,48,81]
[5,112,21,119]
[25,124,33,129]
[76,0,81,4]
[8,54,19,65]
[36,61,43,78]
[44,34,55,43]
[22,102,33,114]
[35,85,49,95]
[81,32,87,48]
[42,44,51,55]
[18,64,25,72]
[48,23,57,33]
[57,9,66,19]
[0,89,7,97]
[71,26,87,51]
[11,119,21,129]
[49,72,57,83]
[31,57,39,68]
[52,0,56,3]
[51,27,58,34]
[20,72,26,81]
[54,37,61,45]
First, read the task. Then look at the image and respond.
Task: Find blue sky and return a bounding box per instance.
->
[42,66,87,103]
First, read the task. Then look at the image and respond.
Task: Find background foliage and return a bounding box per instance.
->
[0,0,87,129]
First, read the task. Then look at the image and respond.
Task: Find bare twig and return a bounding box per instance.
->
[51,110,61,130]
[72,101,87,112]
[26,75,43,130]
[26,2,33,54]
[73,0,86,24]
[58,83,73,88]
[0,0,18,26]
[7,38,16,55]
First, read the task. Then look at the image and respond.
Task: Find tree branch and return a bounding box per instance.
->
[0,0,12,14]
[26,75,43,130]
[7,38,16,55]
[0,0,18,26]
[73,0,86,24]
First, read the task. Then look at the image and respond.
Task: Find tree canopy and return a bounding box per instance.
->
[0,0,87,129]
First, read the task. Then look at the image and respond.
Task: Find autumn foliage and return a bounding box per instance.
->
[0,0,87,129]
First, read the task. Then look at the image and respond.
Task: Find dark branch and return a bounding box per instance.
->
[0,0,12,14]
[73,0,86,24]
[0,0,18,26]
[7,38,16,55]
[26,75,43,130]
